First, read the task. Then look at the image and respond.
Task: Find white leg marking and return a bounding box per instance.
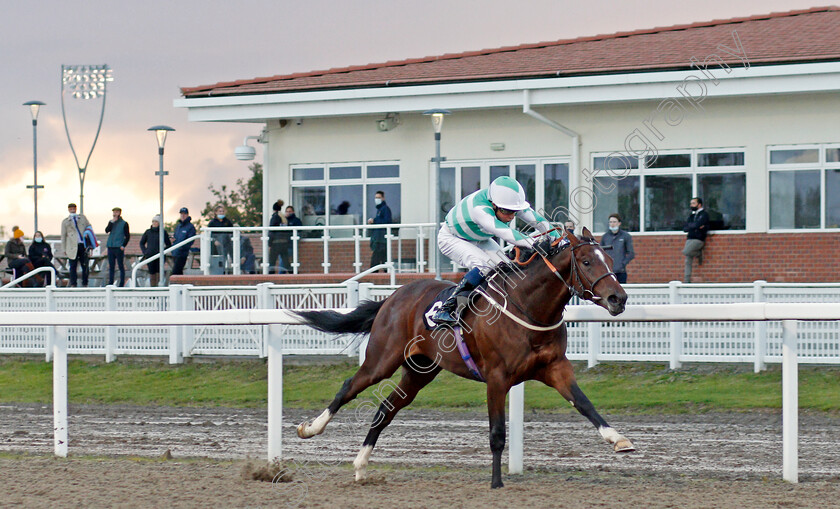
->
[353,445,374,481]
[598,426,622,444]
[297,409,332,438]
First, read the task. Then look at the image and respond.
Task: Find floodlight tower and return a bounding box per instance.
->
[61,64,114,214]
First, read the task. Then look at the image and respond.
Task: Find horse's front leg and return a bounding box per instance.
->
[485,377,509,489]
[543,358,634,452]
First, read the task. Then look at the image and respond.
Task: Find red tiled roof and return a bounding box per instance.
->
[182,7,840,98]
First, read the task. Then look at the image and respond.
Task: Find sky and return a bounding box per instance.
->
[0,0,824,236]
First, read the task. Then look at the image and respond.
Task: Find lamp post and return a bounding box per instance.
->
[423,109,451,280]
[23,101,46,233]
[61,64,113,213]
[148,125,174,286]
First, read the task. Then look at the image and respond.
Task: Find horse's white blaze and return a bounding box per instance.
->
[598,426,623,444]
[353,445,374,481]
[301,409,332,437]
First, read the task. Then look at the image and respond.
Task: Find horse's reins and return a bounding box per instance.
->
[478,229,617,331]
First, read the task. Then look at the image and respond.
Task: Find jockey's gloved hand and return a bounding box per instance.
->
[531,236,553,257]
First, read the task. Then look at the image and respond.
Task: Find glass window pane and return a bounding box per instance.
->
[827,149,840,164]
[594,176,640,232]
[697,173,746,230]
[770,149,819,165]
[328,185,363,237]
[293,167,324,181]
[461,166,481,199]
[827,170,840,228]
[329,166,362,180]
[698,152,744,167]
[593,155,639,172]
[515,164,536,206]
[544,163,569,221]
[367,184,401,224]
[439,167,456,224]
[293,187,326,236]
[644,153,691,169]
[644,175,692,231]
[490,165,509,181]
[366,164,399,179]
[769,170,820,229]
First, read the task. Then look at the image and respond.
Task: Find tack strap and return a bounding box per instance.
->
[453,326,485,381]
[475,288,565,331]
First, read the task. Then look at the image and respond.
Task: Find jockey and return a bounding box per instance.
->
[434,176,559,325]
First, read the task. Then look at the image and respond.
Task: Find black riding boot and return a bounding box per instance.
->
[434,268,484,325]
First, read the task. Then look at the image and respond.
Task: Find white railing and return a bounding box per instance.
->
[1,303,830,483]
[200,223,436,276]
[129,234,201,287]
[2,281,840,370]
[1,266,57,288]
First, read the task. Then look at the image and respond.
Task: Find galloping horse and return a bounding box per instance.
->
[294,227,633,488]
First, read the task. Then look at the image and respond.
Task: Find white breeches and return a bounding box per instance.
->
[438,224,509,275]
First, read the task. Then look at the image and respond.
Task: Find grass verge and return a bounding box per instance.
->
[1,356,839,413]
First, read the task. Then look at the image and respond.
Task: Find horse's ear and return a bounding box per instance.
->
[566,228,580,245]
[581,226,593,239]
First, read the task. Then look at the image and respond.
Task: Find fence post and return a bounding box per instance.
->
[105,285,116,363]
[417,227,427,273]
[353,227,362,273]
[669,281,683,370]
[508,382,524,474]
[261,227,270,275]
[181,285,195,358]
[200,230,211,275]
[232,229,241,275]
[267,323,283,462]
[782,319,798,483]
[358,283,373,365]
[291,230,300,275]
[257,282,273,358]
[168,285,183,364]
[53,326,68,457]
[587,320,601,368]
[753,280,767,373]
[322,229,331,274]
[45,286,55,363]
[345,281,360,359]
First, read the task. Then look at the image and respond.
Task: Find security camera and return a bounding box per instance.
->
[235,145,256,161]
[376,113,401,132]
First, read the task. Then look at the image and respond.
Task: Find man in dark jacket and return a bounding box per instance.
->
[279,205,303,273]
[600,213,635,284]
[140,215,171,287]
[683,197,710,283]
[268,200,286,274]
[172,207,196,276]
[367,190,393,269]
[105,207,130,286]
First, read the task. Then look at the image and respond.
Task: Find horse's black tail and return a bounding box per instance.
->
[294,299,385,335]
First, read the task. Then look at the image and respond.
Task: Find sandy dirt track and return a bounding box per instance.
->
[2,403,840,507]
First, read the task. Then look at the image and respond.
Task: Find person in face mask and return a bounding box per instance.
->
[207,205,234,272]
[28,230,54,286]
[564,221,575,235]
[366,190,392,270]
[60,202,92,287]
[682,197,710,283]
[599,213,635,284]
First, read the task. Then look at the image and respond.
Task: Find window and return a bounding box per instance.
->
[592,149,746,233]
[769,144,840,230]
[436,158,569,224]
[291,161,401,237]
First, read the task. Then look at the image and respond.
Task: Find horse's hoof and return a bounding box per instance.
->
[491,480,504,489]
[296,422,312,439]
[614,439,635,453]
[354,467,367,482]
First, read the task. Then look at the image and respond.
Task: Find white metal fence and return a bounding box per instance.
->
[1,281,840,370]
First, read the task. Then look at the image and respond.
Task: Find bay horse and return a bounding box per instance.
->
[294,227,633,488]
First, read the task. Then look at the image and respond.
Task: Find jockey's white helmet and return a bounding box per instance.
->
[489,176,529,211]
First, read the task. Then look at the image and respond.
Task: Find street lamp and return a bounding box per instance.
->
[148,125,174,286]
[23,101,46,233]
[61,64,113,213]
[423,109,451,280]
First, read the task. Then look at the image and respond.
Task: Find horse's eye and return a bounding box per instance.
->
[583,260,590,266]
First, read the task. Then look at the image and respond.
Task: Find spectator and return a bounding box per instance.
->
[337,200,350,215]
[268,200,287,274]
[140,215,171,287]
[240,235,256,274]
[5,227,30,279]
[683,197,710,283]
[279,205,302,273]
[367,190,392,270]
[600,213,635,284]
[60,203,91,287]
[172,207,196,276]
[208,205,233,270]
[28,230,53,286]
[564,220,575,235]
[105,207,130,286]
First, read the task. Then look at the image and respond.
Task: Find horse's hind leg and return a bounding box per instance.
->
[297,341,406,439]
[353,360,441,481]
[542,358,634,452]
